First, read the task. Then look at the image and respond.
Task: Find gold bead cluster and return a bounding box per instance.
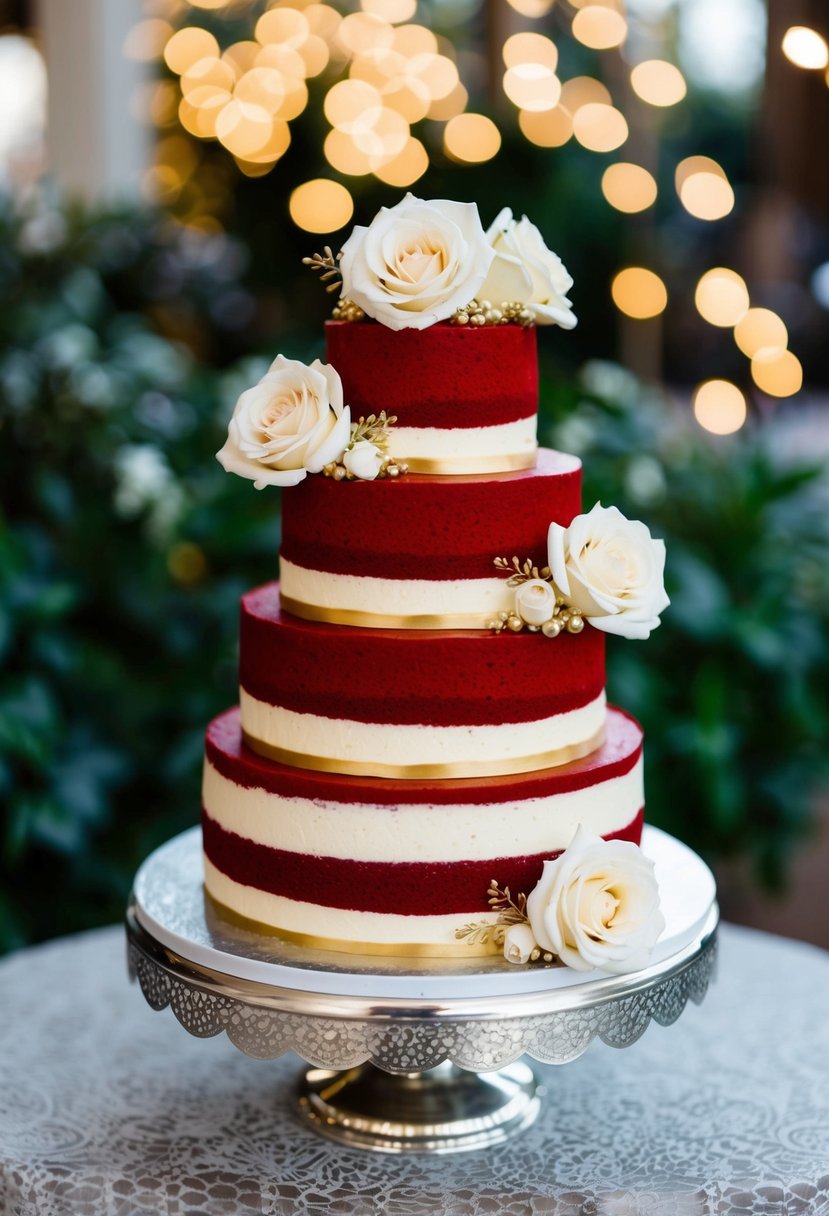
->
[488,599,585,637]
[332,297,365,322]
[451,299,535,327]
[322,456,409,481]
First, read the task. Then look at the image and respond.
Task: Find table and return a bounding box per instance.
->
[1,924,827,1216]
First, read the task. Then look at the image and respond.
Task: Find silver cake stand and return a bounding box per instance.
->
[126,826,718,1154]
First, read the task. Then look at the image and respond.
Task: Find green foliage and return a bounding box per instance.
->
[540,358,829,886]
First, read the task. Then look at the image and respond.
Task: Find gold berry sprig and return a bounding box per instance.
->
[451,299,534,327]
[321,411,409,481]
[454,880,556,963]
[301,247,343,293]
[487,556,585,638]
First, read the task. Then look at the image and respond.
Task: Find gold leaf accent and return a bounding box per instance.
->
[302,247,343,294]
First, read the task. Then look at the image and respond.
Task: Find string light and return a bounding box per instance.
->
[733,308,788,357]
[289,179,354,232]
[573,103,628,152]
[503,33,558,72]
[693,380,747,434]
[444,113,501,162]
[373,135,429,185]
[505,0,556,17]
[676,156,734,221]
[601,162,657,213]
[164,28,219,75]
[630,60,687,107]
[782,26,829,70]
[503,64,561,112]
[750,349,803,397]
[572,6,628,51]
[611,267,668,318]
[519,105,573,147]
[694,268,749,327]
[560,76,611,113]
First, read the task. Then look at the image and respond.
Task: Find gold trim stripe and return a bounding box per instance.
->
[394,449,537,475]
[280,595,494,631]
[241,727,605,781]
[206,892,500,958]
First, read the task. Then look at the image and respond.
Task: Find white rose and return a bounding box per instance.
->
[514,578,556,626]
[526,825,665,975]
[339,193,494,331]
[547,503,669,640]
[343,439,384,481]
[503,922,537,965]
[216,355,350,489]
[479,207,577,329]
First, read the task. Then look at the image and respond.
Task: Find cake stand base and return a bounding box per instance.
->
[297,1060,541,1154]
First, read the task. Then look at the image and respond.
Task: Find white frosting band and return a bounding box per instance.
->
[203,755,643,863]
[279,558,515,626]
[386,417,537,471]
[239,689,607,772]
[203,858,492,946]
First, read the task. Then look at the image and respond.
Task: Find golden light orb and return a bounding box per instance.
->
[241,119,291,165]
[373,135,429,186]
[289,180,354,234]
[611,267,667,319]
[503,32,558,72]
[337,12,394,55]
[630,59,687,106]
[572,6,628,51]
[693,380,747,434]
[352,105,409,161]
[443,113,501,163]
[234,67,287,115]
[519,105,573,147]
[222,41,260,77]
[215,99,275,158]
[324,79,383,131]
[573,103,628,152]
[177,88,231,139]
[427,81,468,120]
[675,155,726,189]
[361,0,417,23]
[124,18,173,62]
[164,27,219,76]
[503,64,561,112]
[559,76,611,114]
[601,162,657,213]
[305,5,342,42]
[750,348,803,397]
[414,52,459,100]
[255,8,310,50]
[733,308,789,357]
[392,23,438,56]
[323,128,374,176]
[180,57,236,98]
[676,158,734,221]
[694,268,750,327]
[505,0,555,16]
[782,25,829,70]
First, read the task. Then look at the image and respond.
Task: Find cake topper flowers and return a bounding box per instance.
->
[216,356,406,487]
[456,826,665,974]
[489,503,669,640]
[304,195,577,332]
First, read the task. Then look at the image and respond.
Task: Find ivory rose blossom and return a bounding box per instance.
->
[503,922,537,965]
[479,208,577,329]
[514,578,556,626]
[547,503,669,640]
[217,355,350,489]
[338,194,494,331]
[525,826,665,974]
[343,439,383,481]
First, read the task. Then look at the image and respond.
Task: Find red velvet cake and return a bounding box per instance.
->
[206,198,669,959]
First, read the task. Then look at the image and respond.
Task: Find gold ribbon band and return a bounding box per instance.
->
[280,595,495,631]
[206,892,500,958]
[390,449,537,475]
[241,727,605,781]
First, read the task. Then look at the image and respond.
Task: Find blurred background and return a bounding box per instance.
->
[0,0,827,954]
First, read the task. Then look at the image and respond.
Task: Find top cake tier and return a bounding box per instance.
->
[325,320,538,474]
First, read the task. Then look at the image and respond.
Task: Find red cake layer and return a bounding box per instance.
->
[240,584,605,727]
[325,320,538,429]
[202,808,644,915]
[206,706,642,805]
[280,448,580,581]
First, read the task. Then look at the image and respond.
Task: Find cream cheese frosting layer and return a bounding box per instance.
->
[239,689,607,779]
[279,560,513,628]
[203,754,643,862]
[386,418,537,474]
[204,860,486,947]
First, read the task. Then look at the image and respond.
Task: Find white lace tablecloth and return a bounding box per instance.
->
[0,923,828,1216]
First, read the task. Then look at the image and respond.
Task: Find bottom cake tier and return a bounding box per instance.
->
[202,706,644,956]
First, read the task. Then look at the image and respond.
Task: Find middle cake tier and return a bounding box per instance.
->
[240,584,606,779]
[279,447,581,629]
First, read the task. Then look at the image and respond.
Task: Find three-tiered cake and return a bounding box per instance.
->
[204,197,668,971]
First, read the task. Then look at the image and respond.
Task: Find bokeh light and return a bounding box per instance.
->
[164,28,219,75]
[289,178,354,232]
[560,76,611,113]
[676,156,734,220]
[601,162,657,213]
[373,135,429,185]
[361,0,418,23]
[693,380,747,434]
[444,113,501,163]
[630,60,687,106]
[503,33,558,72]
[733,307,788,357]
[750,349,803,397]
[573,103,628,152]
[611,267,668,318]
[124,19,174,61]
[694,268,750,327]
[505,0,556,17]
[572,6,628,50]
[519,105,573,147]
[782,26,829,70]
[503,64,561,112]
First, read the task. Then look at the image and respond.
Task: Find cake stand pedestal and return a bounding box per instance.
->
[126,826,718,1155]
